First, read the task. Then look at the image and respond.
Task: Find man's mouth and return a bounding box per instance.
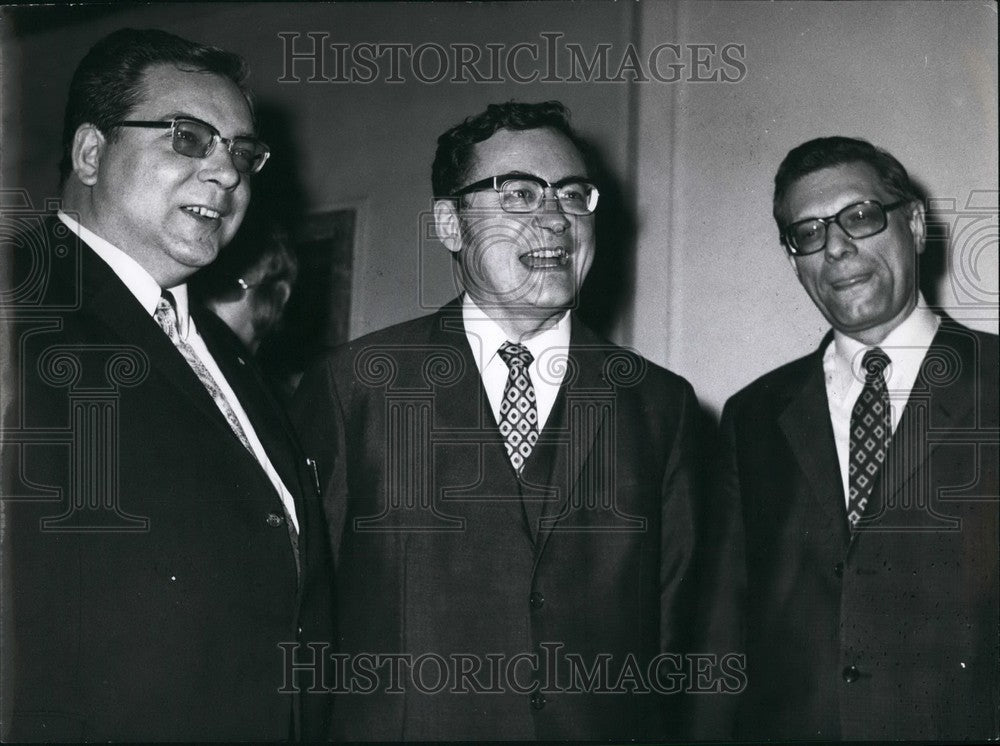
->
[829,272,872,291]
[182,205,223,221]
[519,248,569,269]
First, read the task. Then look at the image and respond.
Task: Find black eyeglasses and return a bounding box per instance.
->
[782,199,907,256]
[451,173,599,215]
[112,117,270,175]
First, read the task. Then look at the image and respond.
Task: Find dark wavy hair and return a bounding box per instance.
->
[431,100,589,197]
[60,27,250,187]
[773,136,919,226]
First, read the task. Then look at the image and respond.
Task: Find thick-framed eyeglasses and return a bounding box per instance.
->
[112,117,271,174]
[782,199,907,256]
[451,173,600,215]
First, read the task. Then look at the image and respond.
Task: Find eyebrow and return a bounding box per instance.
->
[790,197,884,222]
[501,171,593,183]
[163,111,256,139]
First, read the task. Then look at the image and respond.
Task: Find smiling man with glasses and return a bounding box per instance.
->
[2,28,332,741]
[715,136,999,740]
[293,101,708,741]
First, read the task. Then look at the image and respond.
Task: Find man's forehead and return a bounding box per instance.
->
[131,63,253,133]
[783,161,889,219]
[467,127,586,181]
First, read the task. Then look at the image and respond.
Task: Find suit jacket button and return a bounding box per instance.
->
[529,691,546,710]
[529,591,545,610]
[266,512,285,527]
[842,665,860,683]
[834,562,845,578]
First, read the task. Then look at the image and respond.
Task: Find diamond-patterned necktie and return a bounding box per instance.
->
[847,347,892,528]
[497,341,539,474]
[154,291,254,455]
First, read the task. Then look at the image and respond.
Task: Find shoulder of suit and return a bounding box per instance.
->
[936,314,999,349]
[314,304,460,382]
[6,213,83,307]
[191,301,252,359]
[335,306,454,352]
[723,345,821,416]
[569,313,695,398]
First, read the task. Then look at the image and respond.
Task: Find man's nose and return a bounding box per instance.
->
[198,143,242,190]
[533,191,570,233]
[823,221,858,260]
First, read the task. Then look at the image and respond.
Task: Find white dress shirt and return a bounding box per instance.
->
[822,298,940,509]
[461,294,571,432]
[57,211,299,531]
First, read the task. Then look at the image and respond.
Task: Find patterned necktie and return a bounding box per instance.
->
[497,341,539,474]
[154,291,254,455]
[847,347,892,528]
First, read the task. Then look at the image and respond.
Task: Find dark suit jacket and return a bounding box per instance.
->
[292,299,706,741]
[717,317,999,740]
[0,216,333,741]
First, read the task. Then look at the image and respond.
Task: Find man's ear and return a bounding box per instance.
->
[906,198,926,256]
[72,124,105,186]
[274,280,293,309]
[433,199,462,255]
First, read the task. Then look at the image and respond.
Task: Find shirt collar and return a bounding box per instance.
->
[461,293,571,372]
[58,210,191,337]
[832,296,940,384]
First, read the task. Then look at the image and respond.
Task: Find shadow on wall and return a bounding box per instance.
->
[244,102,355,391]
[913,178,947,310]
[191,101,356,398]
[576,135,636,340]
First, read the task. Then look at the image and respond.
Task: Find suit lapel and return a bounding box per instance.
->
[426,303,532,538]
[534,318,611,558]
[77,245,244,446]
[874,318,976,508]
[195,306,305,499]
[778,337,851,545]
[79,243,303,551]
[195,305,308,570]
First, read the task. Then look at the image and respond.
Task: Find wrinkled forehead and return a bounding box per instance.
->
[467,127,587,184]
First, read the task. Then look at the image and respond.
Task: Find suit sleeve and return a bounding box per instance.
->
[290,355,350,569]
[685,397,747,739]
[652,379,702,737]
[658,379,700,655]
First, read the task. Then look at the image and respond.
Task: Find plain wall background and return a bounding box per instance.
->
[2,0,996,414]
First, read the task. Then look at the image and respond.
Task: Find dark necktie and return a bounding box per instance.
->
[497,341,539,474]
[154,291,254,454]
[847,347,892,528]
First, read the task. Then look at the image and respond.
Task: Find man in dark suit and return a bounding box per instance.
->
[292,101,712,740]
[718,136,998,740]
[0,29,331,741]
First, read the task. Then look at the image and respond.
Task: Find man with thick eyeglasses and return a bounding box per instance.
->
[111,117,271,175]
[292,101,709,740]
[714,136,998,739]
[1,29,332,741]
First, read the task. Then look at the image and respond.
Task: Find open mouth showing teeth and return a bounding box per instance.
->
[520,248,568,268]
[183,205,221,220]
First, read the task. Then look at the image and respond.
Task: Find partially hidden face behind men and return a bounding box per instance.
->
[435,127,596,322]
[73,63,252,285]
[780,161,926,344]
